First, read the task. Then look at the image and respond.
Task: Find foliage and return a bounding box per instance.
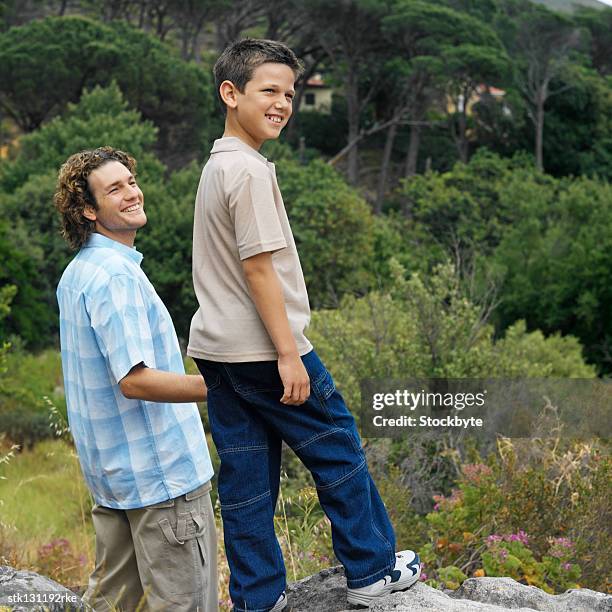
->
[0,16,215,161]
[137,161,202,340]
[420,436,610,593]
[309,261,595,412]
[0,347,65,449]
[276,156,376,308]
[395,150,611,373]
[494,175,612,373]
[36,538,88,587]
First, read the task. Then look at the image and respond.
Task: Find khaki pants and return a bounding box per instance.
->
[83,482,218,612]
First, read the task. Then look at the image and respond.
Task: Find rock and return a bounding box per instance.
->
[286,566,350,611]
[451,577,612,612]
[0,566,88,611]
[285,566,612,612]
[369,582,537,611]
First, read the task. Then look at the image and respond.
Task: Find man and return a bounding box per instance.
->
[55,146,217,611]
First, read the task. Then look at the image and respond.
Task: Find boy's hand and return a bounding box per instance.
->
[278,352,310,405]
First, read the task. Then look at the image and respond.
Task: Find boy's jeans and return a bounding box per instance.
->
[195,349,396,612]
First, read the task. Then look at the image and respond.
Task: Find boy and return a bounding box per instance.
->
[55,147,217,611]
[188,39,420,612]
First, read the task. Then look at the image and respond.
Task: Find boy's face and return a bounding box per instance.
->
[84,160,146,247]
[222,62,296,150]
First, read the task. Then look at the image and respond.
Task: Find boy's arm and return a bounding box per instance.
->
[120,364,207,403]
[242,252,310,406]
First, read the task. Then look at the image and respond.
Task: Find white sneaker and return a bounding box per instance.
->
[346,550,421,606]
[270,590,287,611]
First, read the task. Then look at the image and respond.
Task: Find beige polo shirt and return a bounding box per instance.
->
[187,137,313,362]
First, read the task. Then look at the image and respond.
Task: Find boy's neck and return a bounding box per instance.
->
[223,114,264,151]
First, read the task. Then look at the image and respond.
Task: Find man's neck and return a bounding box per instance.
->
[94,227,136,248]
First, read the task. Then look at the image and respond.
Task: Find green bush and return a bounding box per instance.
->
[420,439,610,593]
[309,261,595,411]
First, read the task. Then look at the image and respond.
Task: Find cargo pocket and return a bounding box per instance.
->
[158,509,207,596]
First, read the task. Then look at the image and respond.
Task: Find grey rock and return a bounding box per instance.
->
[286,566,351,611]
[285,566,612,612]
[0,566,87,611]
[452,577,612,612]
[368,582,537,611]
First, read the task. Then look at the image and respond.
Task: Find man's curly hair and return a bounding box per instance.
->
[54,146,137,250]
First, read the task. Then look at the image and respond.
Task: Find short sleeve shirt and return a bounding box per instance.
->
[188,137,313,362]
[57,233,214,509]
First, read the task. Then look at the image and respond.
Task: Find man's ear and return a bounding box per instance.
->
[219,80,239,109]
[83,206,97,222]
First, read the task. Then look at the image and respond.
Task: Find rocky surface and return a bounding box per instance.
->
[0,566,87,611]
[286,565,612,612]
[2,563,610,611]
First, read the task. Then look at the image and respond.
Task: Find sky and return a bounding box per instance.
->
[598,0,612,6]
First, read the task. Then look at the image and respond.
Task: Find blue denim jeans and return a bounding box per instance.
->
[195,350,396,612]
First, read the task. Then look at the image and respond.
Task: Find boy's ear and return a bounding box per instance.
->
[219,80,239,109]
[83,206,97,222]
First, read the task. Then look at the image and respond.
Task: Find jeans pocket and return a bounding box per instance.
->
[195,360,222,391]
[313,368,335,402]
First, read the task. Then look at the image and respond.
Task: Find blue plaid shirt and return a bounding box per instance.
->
[57,233,213,509]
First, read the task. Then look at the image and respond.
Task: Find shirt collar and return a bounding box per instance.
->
[83,232,143,265]
[210,137,272,167]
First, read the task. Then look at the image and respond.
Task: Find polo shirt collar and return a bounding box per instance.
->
[210,137,271,166]
[83,232,143,265]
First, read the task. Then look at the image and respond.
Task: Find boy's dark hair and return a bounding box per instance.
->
[213,38,304,109]
[54,146,136,250]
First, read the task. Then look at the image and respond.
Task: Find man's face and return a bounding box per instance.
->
[85,160,146,247]
[226,62,296,150]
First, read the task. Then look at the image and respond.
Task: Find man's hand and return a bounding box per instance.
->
[278,352,310,405]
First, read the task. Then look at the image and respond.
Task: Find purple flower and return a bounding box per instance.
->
[419,572,428,581]
[552,537,574,549]
[563,562,572,571]
[486,535,503,546]
[506,530,529,545]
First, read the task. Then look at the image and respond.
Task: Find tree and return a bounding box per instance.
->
[302,0,389,184]
[377,0,508,212]
[442,40,509,163]
[496,0,586,171]
[0,16,215,164]
[273,146,376,307]
[575,6,612,77]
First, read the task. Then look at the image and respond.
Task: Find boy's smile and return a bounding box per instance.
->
[221,62,296,150]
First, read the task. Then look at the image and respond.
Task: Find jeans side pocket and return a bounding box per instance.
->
[312,368,336,403]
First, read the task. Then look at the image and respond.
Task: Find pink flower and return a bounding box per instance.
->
[486,535,503,546]
[506,530,529,545]
[462,463,493,485]
[563,562,572,571]
[419,572,428,581]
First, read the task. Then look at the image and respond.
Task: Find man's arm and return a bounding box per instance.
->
[119,363,207,403]
[242,252,310,406]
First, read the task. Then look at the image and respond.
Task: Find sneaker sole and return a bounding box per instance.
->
[270,594,287,611]
[347,566,421,607]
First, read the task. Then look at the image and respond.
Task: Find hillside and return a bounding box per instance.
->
[532,0,608,12]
